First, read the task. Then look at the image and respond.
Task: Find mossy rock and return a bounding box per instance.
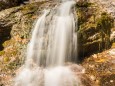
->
[76,0,92,7]
[3,57,10,62]
[96,12,114,34]
[0,1,55,73]
[0,51,5,56]
[77,6,114,59]
[0,0,24,11]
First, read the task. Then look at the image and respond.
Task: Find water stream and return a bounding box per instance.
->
[15,0,83,86]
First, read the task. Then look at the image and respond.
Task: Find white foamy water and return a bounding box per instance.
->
[46,0,77,67]
[25,10,50,67]
[15,0,82,86]
[44,66,80,86]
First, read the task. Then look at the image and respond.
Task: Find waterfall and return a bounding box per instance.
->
[26,10,50,67]
[46,0,77,67]
[15,0,83,86]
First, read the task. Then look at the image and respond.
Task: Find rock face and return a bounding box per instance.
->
[89,0,115,42]
[76,2,114,59]
[0,0,114,85]
[0,1,56,85]
[29,0,48,3]
[0,0,23,10]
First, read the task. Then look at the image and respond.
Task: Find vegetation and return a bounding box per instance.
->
[76,1,92,7]
[97,12,114,34]
[77,1,114,58]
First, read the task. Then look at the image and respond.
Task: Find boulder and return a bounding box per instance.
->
[0,1,56,85]
[77,3,114,60]
[29,0,48,3]
[0,0,28,10]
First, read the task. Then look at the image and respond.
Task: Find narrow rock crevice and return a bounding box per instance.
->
[0,26,11,50]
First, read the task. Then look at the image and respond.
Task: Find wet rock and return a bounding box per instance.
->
[82,49,115,86]
[29,0,49,3]
[110,31,115,42]
[100,74,115,86]
[0,1,55,85]
[0,0,26,11]
[89,0,115,42]
[77,3,114,59]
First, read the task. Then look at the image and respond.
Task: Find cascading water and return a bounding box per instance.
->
[46,0,77,67]
[15,0,83,86]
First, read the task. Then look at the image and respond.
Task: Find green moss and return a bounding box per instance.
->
[96,12,114,33]
[21,1,46,12]
[0,51,5,56]
[4,57,10,62]
[78,11,114,36]
[78,10,86,26]
[5,47,18,57]
[77,4,94,27]
[26,14,33,18]
[112,43,115,48]
[7,61,20,70]
[3,40,15,47]
[76,1,92,7]
[81,23,96,30]
[96,13,114,49]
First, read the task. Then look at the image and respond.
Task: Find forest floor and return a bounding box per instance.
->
[82,42,115,86]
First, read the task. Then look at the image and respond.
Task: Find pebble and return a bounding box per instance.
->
[90,75,96,81]
[109,49,115,56]
[92,54,97,58]
[89,65,94,68]
[110,80,113,83]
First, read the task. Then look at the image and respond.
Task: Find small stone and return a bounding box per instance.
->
[110,80,113,83]
[90,75,95,81]
[96,80,99,83]
[109,49,115,56]
[92,54,97,58]
[89,65,94,68]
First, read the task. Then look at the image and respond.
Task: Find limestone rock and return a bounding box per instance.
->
[0,1,54,85]
[77,2,114,59]
[0,0,26,11]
